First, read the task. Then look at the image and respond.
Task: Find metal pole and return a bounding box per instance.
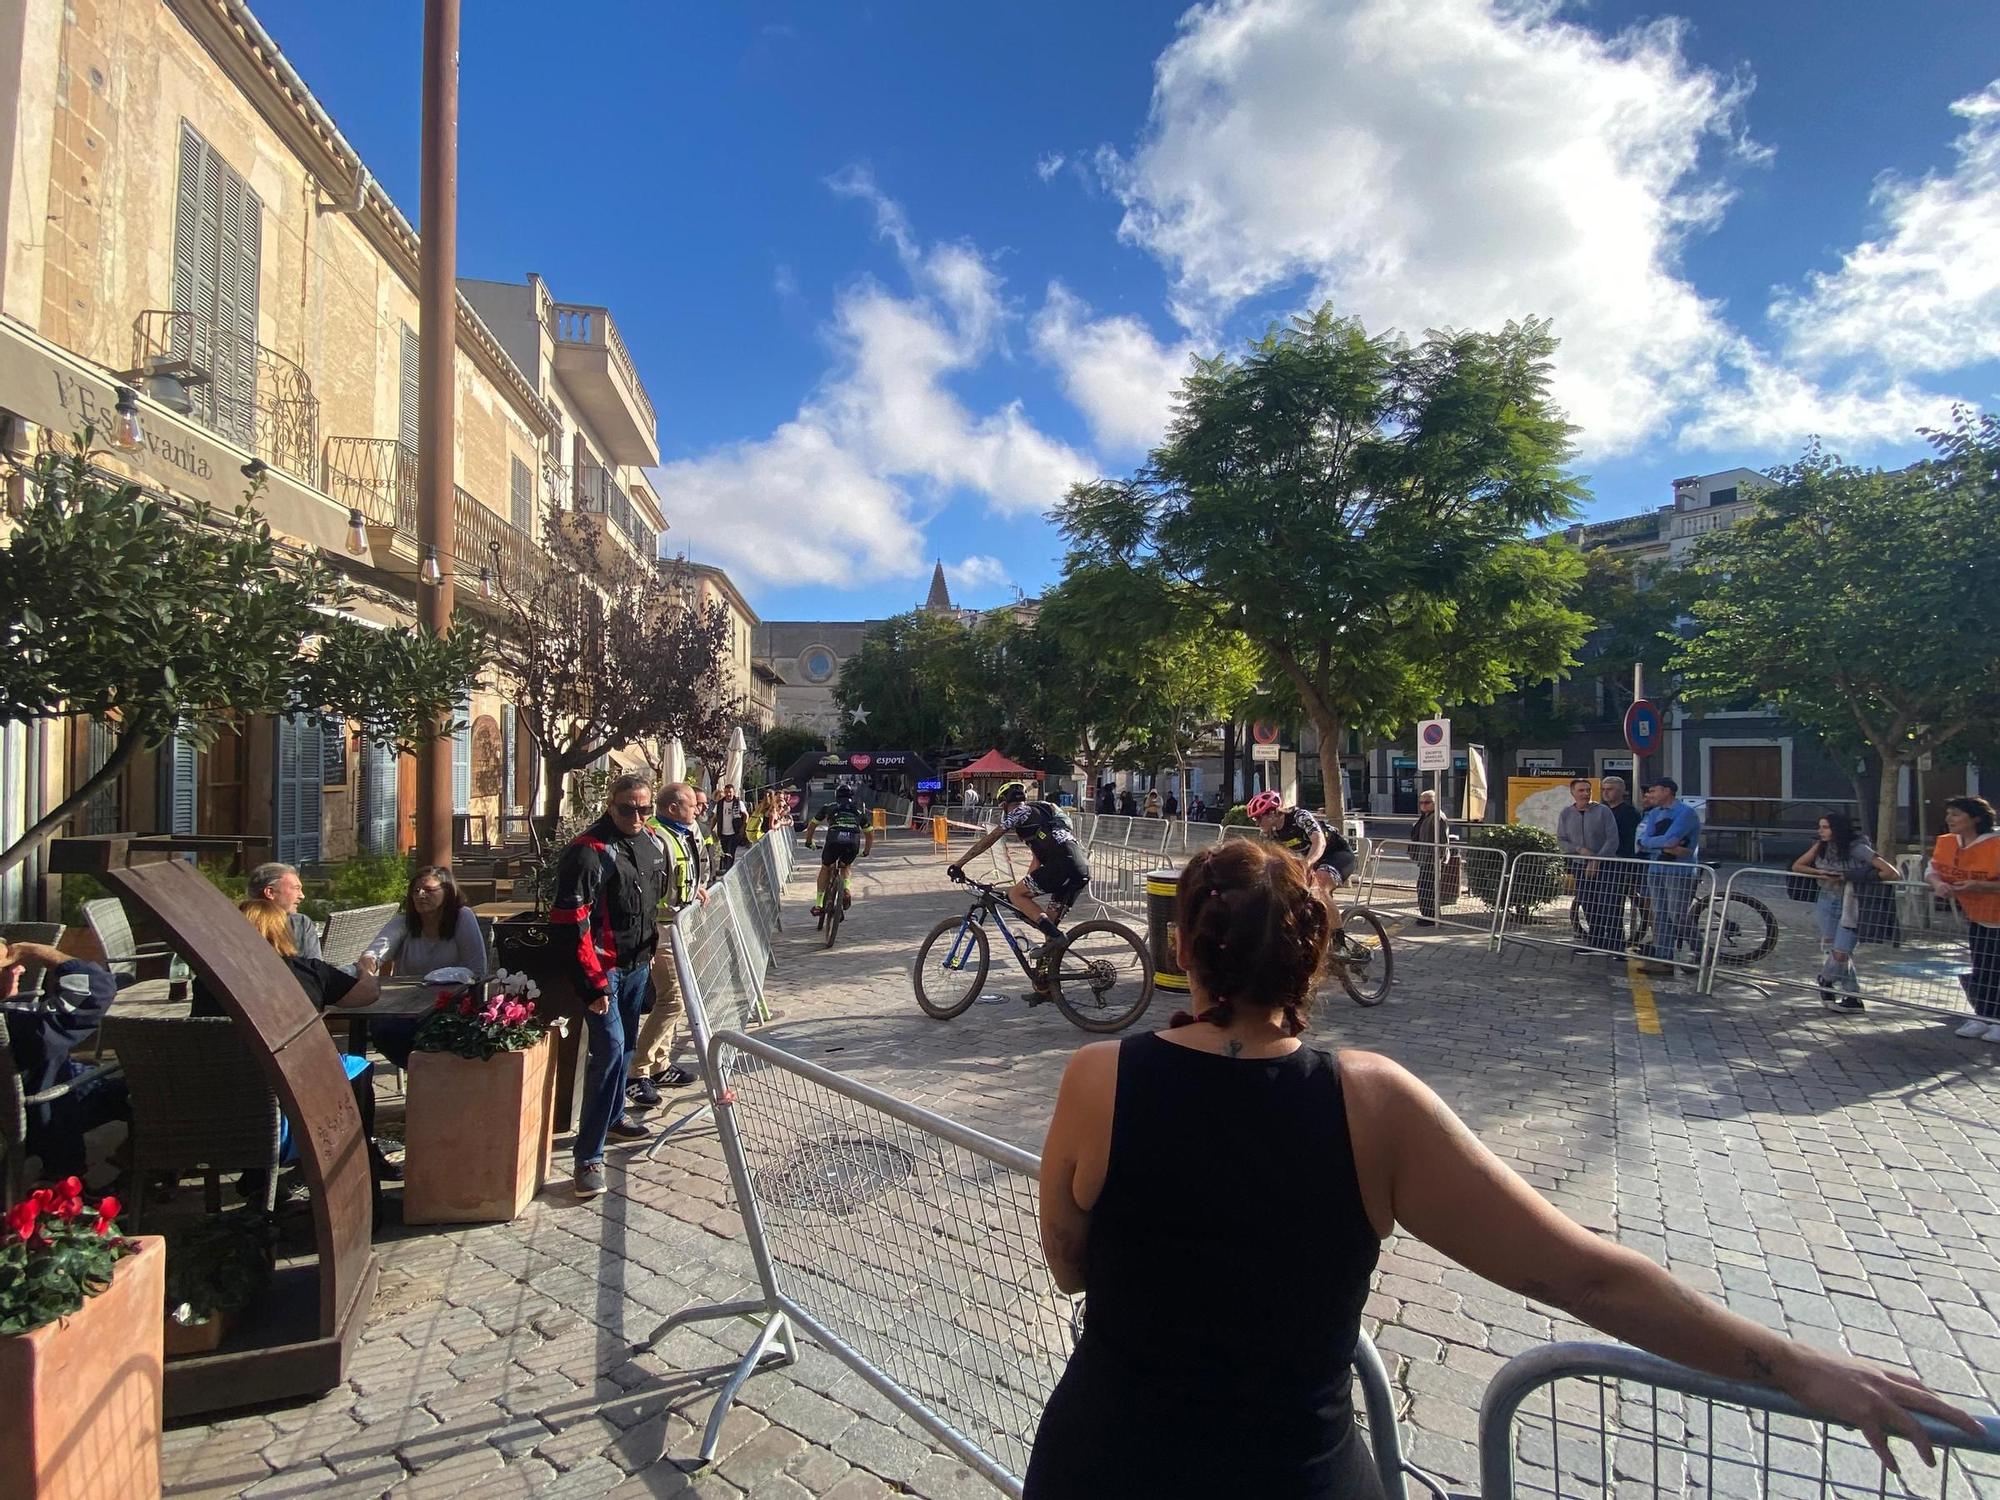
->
[414,0,460,868]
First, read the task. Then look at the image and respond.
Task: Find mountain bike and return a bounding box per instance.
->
[913,875,1155,1033]
[1569,884,1778,965]
[815,860,855,948]
[1326,900,1394,1006]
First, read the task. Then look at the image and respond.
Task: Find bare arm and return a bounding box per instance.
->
[1036,1043,1117,1295]
[1344,1052,1980,1470]
[953,824,1006,868]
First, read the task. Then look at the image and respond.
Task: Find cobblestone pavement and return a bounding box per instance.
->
[164,833,2000,1497]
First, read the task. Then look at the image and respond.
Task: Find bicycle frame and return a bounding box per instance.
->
[940,883,1040,979]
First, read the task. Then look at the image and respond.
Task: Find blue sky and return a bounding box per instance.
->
[264,1,2000,620]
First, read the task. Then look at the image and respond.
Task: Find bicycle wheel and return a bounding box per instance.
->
[823,893,843,948]
[913,915,989,1019]
[1694,891,1778,966]
[1333,908,1394,1007]
[1049,920,1155,1033]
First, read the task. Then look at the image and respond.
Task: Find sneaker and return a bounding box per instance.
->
[1817,983,1838,1009]
[574,1161,605,1199]
[1839,967,1861,996]
[606,1119,651,1143]
[652,1065,697,1089]
[1815,963,1841,988]
[625,1078,663,1109]
[810,904,824,916]
[1415,918,1436,927]
[1954,1018,1989,1038]
[1838,997,1866,1011]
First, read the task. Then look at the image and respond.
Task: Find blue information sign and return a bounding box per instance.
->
[1623,699,1662,758]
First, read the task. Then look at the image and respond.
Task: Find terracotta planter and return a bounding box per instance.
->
[0,1234,164,1500]
[402,1035,557,1224]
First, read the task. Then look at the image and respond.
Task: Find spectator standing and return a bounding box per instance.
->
[1025,840,1975,1497]
[627,780,709,1105]
[3,939,126,1182]
[712,783,747,873]
[1636,779,1703,973]
[1792,813,1900,1011]
[1119,788,1139,817]
[1189,795,1208,822]
[248,861,322,963]
[1096,782,1116,815]
[1927,796,2000,1042]
[1143,789,1162,819]
[1557,778,1621,955]
[1601,775,1641,858]
[1163,790,1180,818]
[963,783,980,812]
[552,771,665,1198]
[1411,789,1448,926]
[692,787,723,874]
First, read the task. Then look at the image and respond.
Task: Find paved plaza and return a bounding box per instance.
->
[162,834,2000,1497]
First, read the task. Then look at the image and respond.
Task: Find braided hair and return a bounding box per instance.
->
[1166,840,1331,1037]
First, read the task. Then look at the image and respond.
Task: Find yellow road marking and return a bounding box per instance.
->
[1626,953,1662,1036]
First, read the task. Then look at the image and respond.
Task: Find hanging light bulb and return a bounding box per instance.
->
[345,508,369,556]
[112,386,144,452]
[420,546,443,586]
[478,565,493,600]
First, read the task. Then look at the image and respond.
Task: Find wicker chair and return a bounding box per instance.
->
[1,1010,123,1207]
[319,903,398,970]
[81,897,173,980]
[1,921,64,993]
[97,1014,280,1219]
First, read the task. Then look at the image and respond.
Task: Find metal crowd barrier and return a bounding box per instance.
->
[1496,851,1717,979]
[632,1025,1419,1495]
[1366,840,1510,946]
[1081,840,1165,916]
[1705,867,1984,1020]
[1479,1341,2000,1499]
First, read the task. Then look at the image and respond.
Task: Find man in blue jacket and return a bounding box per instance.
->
[1636,778,1703,972]
[3,939,126,1181]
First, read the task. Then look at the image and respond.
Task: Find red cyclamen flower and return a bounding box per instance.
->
[5,1199,39,1240]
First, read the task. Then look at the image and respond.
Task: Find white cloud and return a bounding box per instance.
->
[1031,283,1196,453]
[1677,343,1960,451]
[651,175,1094,593]
[1770,83,2000,375]
[945,554,1011,592]
[1035,152,1067,182]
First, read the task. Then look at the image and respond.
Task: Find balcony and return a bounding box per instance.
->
[550,303,659,467]
[455,483,543,590]
[130,309,320,478]
[321,436,418,533]
[575,455,659,560]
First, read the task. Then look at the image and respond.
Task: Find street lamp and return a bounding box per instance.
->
[420,545,443,587]
[344,508,369,556]
[112,386,144,452]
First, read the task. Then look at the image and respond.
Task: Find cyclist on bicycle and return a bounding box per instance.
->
[805,785,874,916]
[1247,790,1362,953]
[948,780,1090,940]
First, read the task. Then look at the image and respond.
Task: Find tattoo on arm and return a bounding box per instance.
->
[1744,1348,1777,1383]
[1226,1040,1242,1058]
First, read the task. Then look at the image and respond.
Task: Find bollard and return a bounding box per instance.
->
[1145,869,1188,994]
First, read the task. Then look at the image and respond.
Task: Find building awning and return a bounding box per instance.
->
[607,744,651,774]
[950,749,1038,780]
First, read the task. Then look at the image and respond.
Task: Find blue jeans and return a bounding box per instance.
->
[1814,889,1858,958]
[575,961,654,1169]
[1645,861,1700,963]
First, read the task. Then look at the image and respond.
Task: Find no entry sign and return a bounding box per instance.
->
[1624,699,1662,758]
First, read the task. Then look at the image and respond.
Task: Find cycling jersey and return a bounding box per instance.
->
[816,806,866,866]
[1001,800,1087,869]
[1270,808,1352,867]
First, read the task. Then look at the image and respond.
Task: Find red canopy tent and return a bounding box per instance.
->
[949,749,1038,781]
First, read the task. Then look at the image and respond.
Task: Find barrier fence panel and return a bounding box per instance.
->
[1090,814,1134,848]
[1083,840,1168,916]
[1497,852,1719,980]
[1127,817,1172,854]
[1479,1340,2000,1499]
[1366,841,1508,946]
[1704,867,1984,1019]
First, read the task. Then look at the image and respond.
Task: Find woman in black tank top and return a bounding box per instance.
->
[1026,843,1978,1498]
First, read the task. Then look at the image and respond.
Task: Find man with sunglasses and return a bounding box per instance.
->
[552,771,666,1199]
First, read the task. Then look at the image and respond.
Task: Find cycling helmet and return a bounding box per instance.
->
[1245,790,1283,819]
[835,785,857,806]
[995,780,1030,804]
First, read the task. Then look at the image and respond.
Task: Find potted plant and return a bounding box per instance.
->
[161,1212,277,1357]
[402,971,565,1225]
[0,1179,164,1499]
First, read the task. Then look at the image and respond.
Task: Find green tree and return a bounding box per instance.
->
[1032,576,1166,795]
[1675,417,2000,849]
[757,725,827,781]
[0,443,485,877]
[1056,307,1592,822]
[833,611,984,754]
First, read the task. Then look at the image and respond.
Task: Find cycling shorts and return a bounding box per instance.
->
[1313,849,1357,883]
[1029,857,1090,907]
[820,840,859,868]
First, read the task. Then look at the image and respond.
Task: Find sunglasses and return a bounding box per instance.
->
[613,801,655,816]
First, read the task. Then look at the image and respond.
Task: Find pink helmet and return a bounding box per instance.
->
[1245,790,1282,819]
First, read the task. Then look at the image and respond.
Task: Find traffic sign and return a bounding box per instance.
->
[1623,699,1662,758]
[1416,718,1451,772]
[1250,720,1280,745]
[1251,742,1280,763]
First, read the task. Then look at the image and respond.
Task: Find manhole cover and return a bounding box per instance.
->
[755,1135,915,1215]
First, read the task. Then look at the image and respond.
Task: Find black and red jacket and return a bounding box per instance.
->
[551,813,664,995]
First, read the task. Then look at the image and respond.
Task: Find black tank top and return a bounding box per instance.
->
[1025,1033,1384,1498]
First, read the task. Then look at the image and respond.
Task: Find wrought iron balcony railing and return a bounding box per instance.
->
[455,484,543,589]
[130,309,320,478]
[321,436,418,533]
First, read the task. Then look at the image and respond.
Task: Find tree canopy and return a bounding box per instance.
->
[1055,306,1592,819]
[0,443,485,876]
[1674,413,2000,848]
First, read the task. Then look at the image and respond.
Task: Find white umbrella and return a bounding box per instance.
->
[723,725,746,791]
[663,737,685,786]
